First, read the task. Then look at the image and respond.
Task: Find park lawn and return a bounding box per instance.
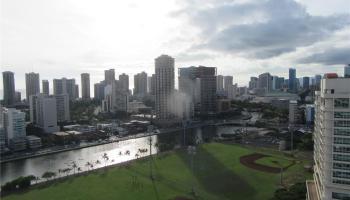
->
[2,143,312,200]
[254,155,294,168]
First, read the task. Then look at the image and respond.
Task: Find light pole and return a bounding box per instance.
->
[147,125,154,180]
[187,146,196,196]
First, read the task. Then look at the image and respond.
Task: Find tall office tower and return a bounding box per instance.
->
[104,69,115,84]
[345,64,350,78]
[258,73,272,93]
[289,68,297,92]
[2,108,26,143]
[216,75,224,92]
[81,73,90,99]
[75,84,79,99]
[179,66,197,117]
[53,78,76,101]
[315,75,322,90]
[42,80,49,95]
[249,77,258,89]
[34,94,59,133]
[227,84,237,99]
[147,76,152,93]
[310,75,350,200]
[272,76,279,90]
[94,81,107,101]
[54,94,70,122]
[102,80,129,113]
[303,76,310,89]
[149,74,156,95]
[276,77,285,90]
[155,55,175,120]
[119,73,129,92]
[25,72,40,101]
[29,95,38,123]
[14,92,21,102]
[196,66,217,115]
[2,71,16,106]
[133,72,148,97]
[224,76,233,91]
[179,66,217,116]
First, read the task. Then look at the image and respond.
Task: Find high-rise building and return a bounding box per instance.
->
[314,74,322,90]
[148,74,156,95]
[94,81,106,101]
[42,80,49,95]
[224,76,233,92]
[133,72,148,97]
[155,55,175,120]
[75,84,79,99]
[2,108,26,143]
[119,73,129,92]
[303,76,310,90]
[249,77,258,89]
[81,73,90,99]
[102,80,128,113]
[54,94,70,122]
[53,78,77,101]
[216,75,224,92]
[310,75,350,200]
[289,68,297,93]
[344,64,350,78]
[2,71,16,106]
[258,73,272,93]
[14,92,21,102]
[179,66,217,116]
[104,69,115,84]
[25,72,40,101]
[34,94,59,133]
[227,84,237,99]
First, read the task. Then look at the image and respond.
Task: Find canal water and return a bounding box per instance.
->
[1,125,238,184]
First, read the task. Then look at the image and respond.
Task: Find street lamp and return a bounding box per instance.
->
[187,145,196,195]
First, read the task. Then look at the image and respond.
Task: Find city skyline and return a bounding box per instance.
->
[1,0,350,92]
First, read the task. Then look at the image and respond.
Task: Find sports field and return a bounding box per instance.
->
[2,143,312,200]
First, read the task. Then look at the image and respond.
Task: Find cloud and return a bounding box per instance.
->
[297,47,350,65]
[176,0,350,59]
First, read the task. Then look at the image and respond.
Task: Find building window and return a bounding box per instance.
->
[334,154,350,162]
[334,129,350,136]
[335,98,350,108]
[334,162,350,170]
[334,146,350,153]
[335,112,350,119]
[333,171,350,179]
[332,192,350,200]
[333,179,350,185]
[334,120,350,128]
[334,137,350,145]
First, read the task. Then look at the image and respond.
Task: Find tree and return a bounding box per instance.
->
[72,162,78,174]
[42,171,56,181]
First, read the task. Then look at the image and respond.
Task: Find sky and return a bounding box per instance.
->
[1,0,350,97]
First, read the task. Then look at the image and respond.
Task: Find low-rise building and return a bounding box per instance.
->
[26,135,42,149]
[9,137,27,151]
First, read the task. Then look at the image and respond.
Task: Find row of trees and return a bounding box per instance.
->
[1,175,37,192]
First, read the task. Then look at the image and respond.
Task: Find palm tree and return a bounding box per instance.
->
[77,167,82,173]
[135,153,139,159]
[102,153,109,167]
[72,162,78,175]
[95,160,101,165]
[85,162,91,171]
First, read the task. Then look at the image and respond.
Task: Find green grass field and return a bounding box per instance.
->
[255,155,294,168]
[2,143,312,200]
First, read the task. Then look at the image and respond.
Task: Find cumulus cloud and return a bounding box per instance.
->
[297,47,350,65]
[176,0,350,59]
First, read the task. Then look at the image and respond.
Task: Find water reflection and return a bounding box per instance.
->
[1,125,227,185]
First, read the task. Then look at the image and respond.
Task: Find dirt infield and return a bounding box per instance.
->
[239,153,295,173]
